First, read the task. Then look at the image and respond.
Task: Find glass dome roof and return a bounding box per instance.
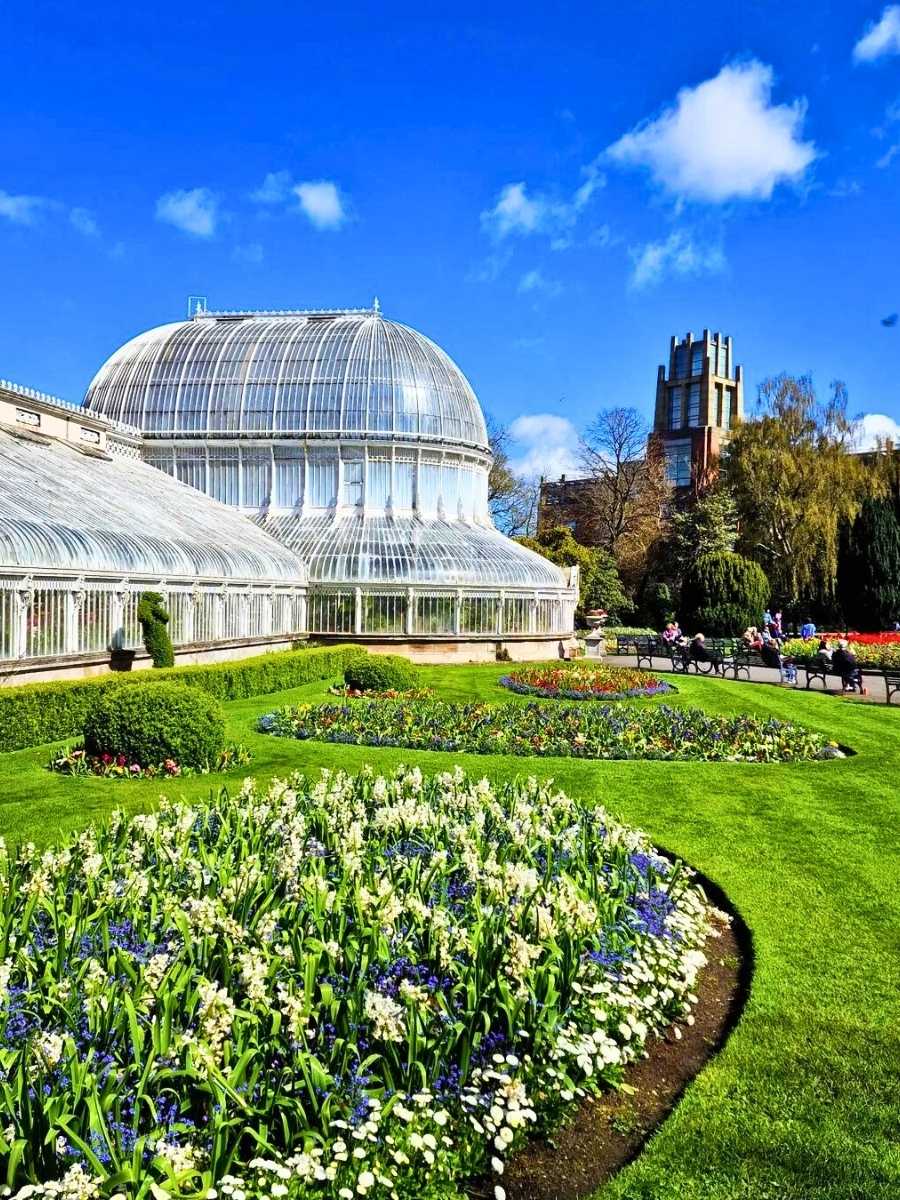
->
[83,309,489,450]
[0,426,307,583]
[254,513,568,588]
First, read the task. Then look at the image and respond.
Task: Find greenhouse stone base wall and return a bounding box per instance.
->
[0,633,303,688]
[314,634,574,664]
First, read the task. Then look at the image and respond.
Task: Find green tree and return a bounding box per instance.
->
[680,551,769,636]
[137,591,175,668]
[838,491,900,630]
[723,374,886,611]
[669,487,739,567]
[518,526,631,621]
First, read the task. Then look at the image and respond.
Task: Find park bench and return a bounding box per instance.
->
[883,669,900,704]
[799,661,879,694]
[634,636,662,670]
[616,635,637,656]
[660,640,725,675]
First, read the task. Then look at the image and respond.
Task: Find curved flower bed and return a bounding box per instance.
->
[500,663,673,701]
[0,769,718,1200]
[259,699,839,762]
[49,742,252,779]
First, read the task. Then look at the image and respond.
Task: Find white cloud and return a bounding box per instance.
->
[69,207,99,237]
[232,242,264,264]
[607,60,816,202]
[877,143,900,167]
[853,6,900,63]
[508,413,580,479]
[155,187,218,237]
[828,178,863,197]
[0,190,49,224]
[481,162,604,240]
[518,267,563,297]
[855,413,900,449]
[251,170,293,204]
[294,180,347,230]
[629,230,726,289]
[467,248,513,283]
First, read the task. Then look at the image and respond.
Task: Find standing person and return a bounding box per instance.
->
[800,618,817,640]
[773,610,783,638]
[763,608,773,629]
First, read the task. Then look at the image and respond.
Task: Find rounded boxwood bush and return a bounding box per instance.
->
[344,653,418,693]
[84,682,226,767]
[680,550,769,637]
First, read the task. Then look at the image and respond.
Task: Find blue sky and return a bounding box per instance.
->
[2,0,900,477]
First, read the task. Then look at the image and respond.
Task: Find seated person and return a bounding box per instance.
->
[689,633,723,673]
[816,638,833,666]
[831,640,865,694]
[760,640,797,684]
[660,622,678,644]
[800,619,817,640]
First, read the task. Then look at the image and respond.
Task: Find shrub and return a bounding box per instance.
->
[344,653,418,692]
[84,682,225,767]
[680,551,769,637]
[599,625,657,638]
[517,526,632,622]
[0,644,364,753]
[137,591,175,668]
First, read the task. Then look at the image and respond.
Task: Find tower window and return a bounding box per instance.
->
[687,383,700,426]
[664,440,692,487]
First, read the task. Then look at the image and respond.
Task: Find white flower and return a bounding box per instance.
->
[363,990,406,1042]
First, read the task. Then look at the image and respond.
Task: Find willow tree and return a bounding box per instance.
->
[722,375,886,610]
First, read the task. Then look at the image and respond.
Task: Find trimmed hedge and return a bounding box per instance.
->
[0,644,365,753]
[85,683,226,768]
[344,654,418,693]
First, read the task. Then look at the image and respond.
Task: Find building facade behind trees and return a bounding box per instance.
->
[539,328,743,540]
[652,330,743,493]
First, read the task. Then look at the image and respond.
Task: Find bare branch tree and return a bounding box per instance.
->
[576,407,667,558]
[485,414,540,537]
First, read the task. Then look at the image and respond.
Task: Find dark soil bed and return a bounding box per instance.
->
[468,920,745,1200]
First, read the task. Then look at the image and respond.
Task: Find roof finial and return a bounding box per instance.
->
[372,295,381,315]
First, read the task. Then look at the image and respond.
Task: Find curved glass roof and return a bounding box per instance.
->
[253,513,569,589]
[0,428,307,582]
[83,310,489,451]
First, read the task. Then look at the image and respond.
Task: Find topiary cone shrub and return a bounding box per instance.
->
[343,653,418,693]
[84,682,226,768]
[137,591,175,668]
[680,551,770,637]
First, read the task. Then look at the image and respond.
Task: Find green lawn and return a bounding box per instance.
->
[0,666,898,1199]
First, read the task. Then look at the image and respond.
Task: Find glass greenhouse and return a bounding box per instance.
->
[83,307,577,641]
[0,381,307,669]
